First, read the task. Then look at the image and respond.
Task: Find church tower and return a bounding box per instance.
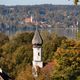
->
[32,29,43,77]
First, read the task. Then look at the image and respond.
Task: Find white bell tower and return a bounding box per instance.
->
[32,29,43,77]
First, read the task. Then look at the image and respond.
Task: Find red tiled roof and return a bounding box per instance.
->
[42,60,57,74]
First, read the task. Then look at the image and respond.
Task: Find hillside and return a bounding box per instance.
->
[0,5,80,36]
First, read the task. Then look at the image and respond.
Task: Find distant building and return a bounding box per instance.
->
[24,16,33,23]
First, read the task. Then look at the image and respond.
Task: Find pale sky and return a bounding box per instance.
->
[0,0,76,5]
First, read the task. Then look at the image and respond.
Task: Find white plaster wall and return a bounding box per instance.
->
[33,48,42,61]
[33,61,43,68]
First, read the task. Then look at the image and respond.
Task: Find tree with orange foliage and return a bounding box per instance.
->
[51,39,80,80]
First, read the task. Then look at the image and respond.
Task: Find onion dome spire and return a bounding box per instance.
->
[32,27,43,45]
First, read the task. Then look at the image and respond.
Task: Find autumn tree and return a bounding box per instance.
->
[0,32,9,47]
[51,39,80,80]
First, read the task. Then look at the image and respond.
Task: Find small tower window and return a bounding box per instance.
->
[38,53,40,56]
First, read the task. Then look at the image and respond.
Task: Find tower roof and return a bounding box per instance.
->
[32,29,43,45]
